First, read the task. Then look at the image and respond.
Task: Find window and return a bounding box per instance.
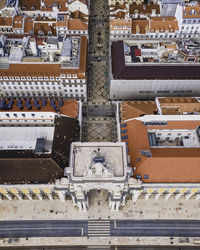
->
[120,123,127,128]
[121,129,127,134]
[121,135,128,140]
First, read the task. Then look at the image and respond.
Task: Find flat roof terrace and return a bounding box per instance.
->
[0,99,79,118]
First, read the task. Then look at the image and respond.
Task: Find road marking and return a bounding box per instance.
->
[88,220,110,237]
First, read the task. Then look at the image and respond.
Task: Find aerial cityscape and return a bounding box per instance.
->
[0,0,200,249]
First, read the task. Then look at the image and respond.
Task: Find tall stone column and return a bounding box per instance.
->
[15,193,23,200]
[195,194,200,200]
[5,193,12,200]
[57,191,66,201]
[26,193,33,200]
[185,193,193,200]
[155,193,162,200]
[145,193,151,200]
[132,190,141,202]
[165,193,172,200]
[175,193,183,200]
[35,193,43,200]
[47,193,53,200]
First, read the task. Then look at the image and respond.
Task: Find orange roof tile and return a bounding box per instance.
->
[24,17,34,34]
[120,101,157,121]
[41,0,68,12]
[129,3,160,15]
[132,19,149,34]
[19,0,41,11]
[68,19,88,30]
[124,119,200,183]
[110,19,132,30]
[13,16,23,29]
[150,17,178,33]
[0,17,12,27]
[183,6,200,19]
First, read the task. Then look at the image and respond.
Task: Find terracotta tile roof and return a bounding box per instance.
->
[110,12,126,19]
[150,17,178,33]
[0,17,12,27]
[110,5,127,11]
[19,0,41,11]
[120,101,157,121]
[24,17,34,34]
[13,16,23,29]
[34,22,57,36]
[158,97,200,115]
[183,6,200,19]
[110,19,132,30]
[68,19,88,30]
[124,119,200,183]
[41,0,68,12]
[132,19,149,34]
[129,3,160,15]
[0,64,61,76]
[70,10,88,21]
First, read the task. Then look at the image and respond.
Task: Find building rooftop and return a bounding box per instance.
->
[67,142,129,182]
[121,117,200,183]
[183,5,200,19]
[111,41,200,80]
[120,101,157,121]
[0,115,80,184]
[157,97,200,115]
[129,3,160,15]
[0,35,87,77]
[0,98,79,118]
[19,0,40,11]
[0,158,64,184]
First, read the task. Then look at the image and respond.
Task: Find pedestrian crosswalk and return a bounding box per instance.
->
[87,220,110,237]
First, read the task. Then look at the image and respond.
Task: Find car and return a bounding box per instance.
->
[93,56,101,61]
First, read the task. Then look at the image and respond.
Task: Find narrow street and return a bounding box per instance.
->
[81,0,117,142]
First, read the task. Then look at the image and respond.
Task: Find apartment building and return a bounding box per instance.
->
[110,40,200,100]
[0,0,88,100]
[0,0,88,36]
[0,35,87,100]
[119,97,200,201]
[0,98,80,202]
[109,0,200,39]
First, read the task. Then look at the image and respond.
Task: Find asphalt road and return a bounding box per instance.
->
[111,220,200,237]
[0,220,87,238]
[1,220,200,238]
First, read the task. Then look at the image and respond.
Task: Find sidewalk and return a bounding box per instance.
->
[1,190,200,221]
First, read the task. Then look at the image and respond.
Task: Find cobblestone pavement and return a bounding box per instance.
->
[81,0,116,142]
